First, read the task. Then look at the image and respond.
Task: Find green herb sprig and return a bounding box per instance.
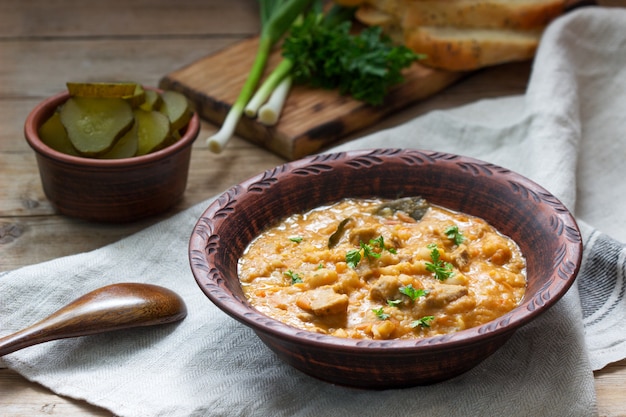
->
[399,284,429,301]
[284,270,303,284]
[444,225,465,245]
[346,248,362,269]
[372,307,390,320]
[425,243,454,281]
[346,236,397,268]
[370,235,397,254]
[411,316,435,328]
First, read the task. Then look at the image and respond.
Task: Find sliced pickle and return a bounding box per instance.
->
[101,122,139,159]
[159,90,192,132]
[42,82,193,158]
[134,109,172,156]
[139,89,163,111]
[60,97,134,156]
[123,84,146,108]
[38,111,79,156]
[66,82,138,98]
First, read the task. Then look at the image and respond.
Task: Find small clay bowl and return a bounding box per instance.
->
[24,88,200,222]
[189,149,582,389]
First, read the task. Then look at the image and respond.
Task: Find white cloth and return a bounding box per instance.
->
[1,7,625,417]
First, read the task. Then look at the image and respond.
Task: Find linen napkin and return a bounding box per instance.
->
[2,7,625,417]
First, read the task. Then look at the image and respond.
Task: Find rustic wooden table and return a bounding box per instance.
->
[1,1,624,415]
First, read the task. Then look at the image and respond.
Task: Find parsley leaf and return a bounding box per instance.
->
[425,243,454,281]
[411,316,435,328]
[361,241,381,260]
[369,235,397,254]
[444,225,465,245]
[289,236,303,243]
[399,284,428,301]
[373,307,390,320]
[284,270,303,284]
[347,236,396,268]
[346,249,362,269]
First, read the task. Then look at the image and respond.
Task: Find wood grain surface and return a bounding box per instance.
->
[1,1,625,416]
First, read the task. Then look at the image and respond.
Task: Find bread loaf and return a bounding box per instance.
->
[337,0,567,70]
[404,26,543,71]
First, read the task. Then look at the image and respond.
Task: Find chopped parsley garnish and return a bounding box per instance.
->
[372,307,390,320]
[288,236,303,243]
[444,225,465,245]
[346,236,396,268]
[399,284,429,301]
[284,270,302,284]
[346,249,362,269]
[369,235,397,254]
[411,316,435,328]
[425,244,454,281]
[361,241,381,260]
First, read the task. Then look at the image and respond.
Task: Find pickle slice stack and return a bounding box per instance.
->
[38,82,192,159]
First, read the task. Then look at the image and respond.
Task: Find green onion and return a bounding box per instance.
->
[245,58,294,119]
[206,0,313,153]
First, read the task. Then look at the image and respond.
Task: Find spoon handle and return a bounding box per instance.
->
[0,283,187,356]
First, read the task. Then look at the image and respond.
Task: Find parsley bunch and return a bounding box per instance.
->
[283,14,422,105]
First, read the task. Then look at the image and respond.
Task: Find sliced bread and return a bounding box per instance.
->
[342,0,567,70]
[400,0,566,30]
[404,26,542,70]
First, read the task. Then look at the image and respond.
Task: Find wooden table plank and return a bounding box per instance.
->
[0,0,260,38]
[0,39,238,99]
[0,367,111,416]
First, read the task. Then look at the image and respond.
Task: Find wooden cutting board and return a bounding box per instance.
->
[159,36,465,160]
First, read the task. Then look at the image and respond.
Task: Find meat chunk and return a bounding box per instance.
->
[296,286,349,316]
[451,244,470,271]
[425,284,468,308]
[369,275,403,302]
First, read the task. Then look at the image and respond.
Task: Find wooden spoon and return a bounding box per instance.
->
[0,282,187,356]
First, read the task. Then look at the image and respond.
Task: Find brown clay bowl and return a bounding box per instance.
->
[24,88,200,222]
[189,148,582,389]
